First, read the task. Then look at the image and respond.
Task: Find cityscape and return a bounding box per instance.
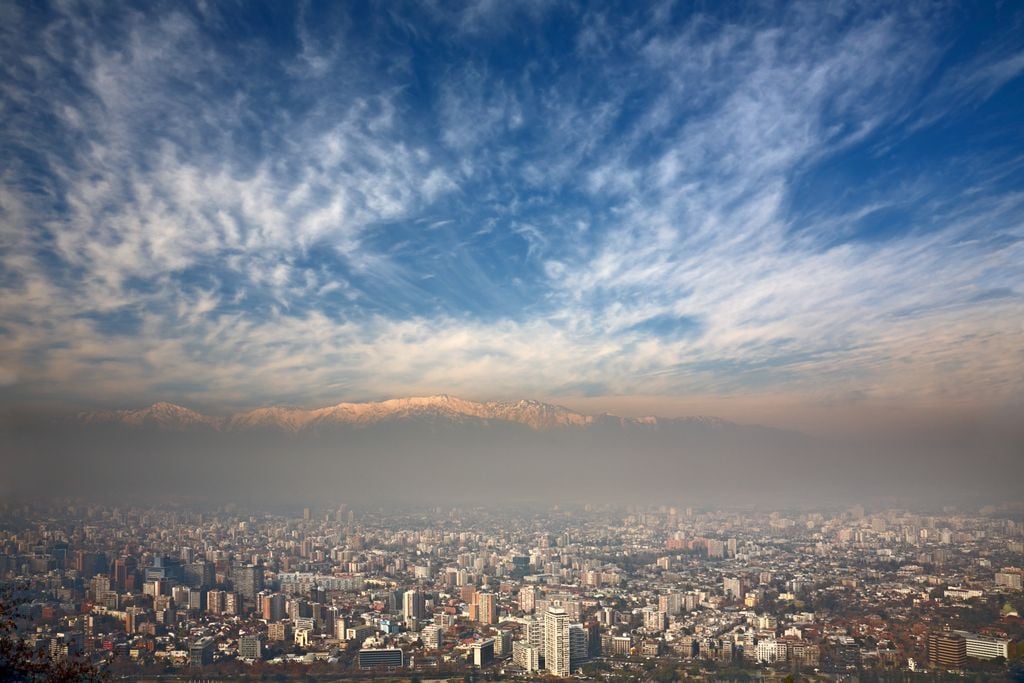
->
[0,499,1022,680]
[2,0,1024,681]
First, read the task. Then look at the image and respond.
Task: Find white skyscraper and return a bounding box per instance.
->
[544,606,570,677]
[519,584,538,613]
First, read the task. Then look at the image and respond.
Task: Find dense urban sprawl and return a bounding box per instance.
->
[1,501,1022,680]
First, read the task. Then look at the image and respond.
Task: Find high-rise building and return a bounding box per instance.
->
[519,585,538,613]
[494,629,513,657]
[268,621,292,642]
[206,590,225,615]
[585,622,601,657]
[643,607,667,631]
[658,592,685,615]
[513,640,540,672]
[477,592,497,624]
[403,589,426,622]
[525,615,544,650]
[569,623,588,667]
[334,617,348,641]
[263,593,286,622]
[145,556,183,582]
[421,624,442,650]
[224,592,239,615]
[471,638,495,666]
[461,585,478,619]
[172,585,191,608]
[184,561,214,589]
[90,575,111,600]
[706,539,726,559]
[544,606,570,677]
[723,576,747,600]
[231,564,264,607]
[111,556,136,592]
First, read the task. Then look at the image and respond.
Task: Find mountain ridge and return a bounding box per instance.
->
[75,395,735,433]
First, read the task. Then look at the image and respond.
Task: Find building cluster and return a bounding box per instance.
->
[0,501,1022,678]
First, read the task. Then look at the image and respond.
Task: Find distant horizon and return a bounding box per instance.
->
[3,495,1022,516]
[6,390,1022,441]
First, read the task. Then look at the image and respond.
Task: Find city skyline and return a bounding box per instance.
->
[1,2,1022,436]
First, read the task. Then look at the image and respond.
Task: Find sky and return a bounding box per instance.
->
[1,1,1023,433]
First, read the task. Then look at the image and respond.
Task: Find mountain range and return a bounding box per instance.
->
[6,395,1016,507]
[75,395,731,433]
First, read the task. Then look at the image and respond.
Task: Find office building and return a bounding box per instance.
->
[238,634,263,660]
[189,637,215,666]
[494,628,512,657]
[472,638,495,666]
[569,623,588,666]
[184,561,214,588]
[358,648,404,669]
[231,564,264,606]
[952,631,1012,660]
[927,631,966,670]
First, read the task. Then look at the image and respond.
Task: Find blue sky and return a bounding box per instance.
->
[1,1,1022,425]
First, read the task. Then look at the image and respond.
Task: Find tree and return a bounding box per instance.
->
[0,594,107,682]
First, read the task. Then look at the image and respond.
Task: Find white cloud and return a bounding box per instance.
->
[0,2,1021,421]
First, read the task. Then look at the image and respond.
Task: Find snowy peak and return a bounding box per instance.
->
[473,398,593,429]
[227,406,320,432]
[302,395,593,430]
[78,402,223,430]
[76,396,735,433]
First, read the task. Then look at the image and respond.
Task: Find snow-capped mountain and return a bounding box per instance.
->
[77,401,224,430]
[75,395,730,432]
[35,396,847,508]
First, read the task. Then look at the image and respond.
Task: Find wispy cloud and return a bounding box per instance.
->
[0,1,1021,420]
